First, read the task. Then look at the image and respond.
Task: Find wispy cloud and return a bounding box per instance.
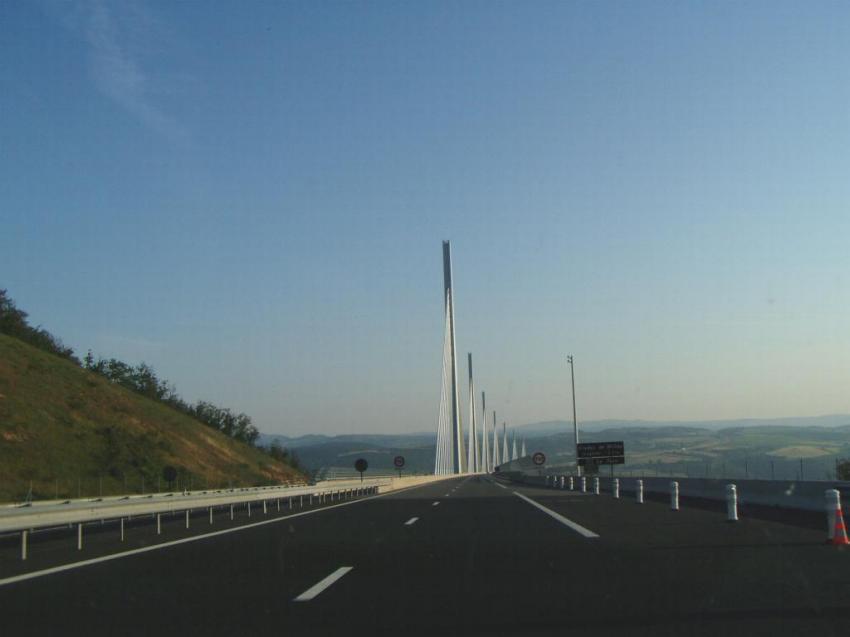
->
[40,0,186,140]
[83,0,184,140]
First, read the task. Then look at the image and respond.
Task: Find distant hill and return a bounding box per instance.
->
[513,415,850,438]
[258,432,435,450]
[0,334,304,503]
[261,415,850,479]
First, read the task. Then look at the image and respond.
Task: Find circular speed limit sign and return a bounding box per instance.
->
[393,455,405,468]
[532,452,546,466]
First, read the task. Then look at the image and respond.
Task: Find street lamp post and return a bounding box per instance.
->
[567,355,580,477]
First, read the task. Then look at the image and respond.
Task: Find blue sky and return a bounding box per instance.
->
[2,1,849,435]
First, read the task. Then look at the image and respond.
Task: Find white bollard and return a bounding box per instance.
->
[289,497,293,509]
[157,513,162,534]
[248,502,251,517]
[77,523,83,549]
[277,499,280,512]
[670,481,679,510]
[636,479,644,504]
[569,476,574,490]
[120,518,125,541]
[186,510,190,528]
[826,489,841,539]
[727,484,739,522]
[21,530,27,560]
[593,477,600,495]
[580,477,586,493]
[263,500,267,515]
[612,478,619,499]
[559,476,565,489]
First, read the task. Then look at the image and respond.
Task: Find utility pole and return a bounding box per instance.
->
[567,355,580,477]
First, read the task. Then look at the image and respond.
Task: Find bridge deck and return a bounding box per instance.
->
[1,476,847,636]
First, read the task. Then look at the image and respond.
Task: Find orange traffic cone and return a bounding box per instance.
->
[833,506,850,546]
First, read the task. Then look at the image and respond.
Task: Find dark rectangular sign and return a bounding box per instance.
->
[577,441,625,459]
[578,456,626,466]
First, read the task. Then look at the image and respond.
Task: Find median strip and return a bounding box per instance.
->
[293,567,353,602]
[512,491,599,539]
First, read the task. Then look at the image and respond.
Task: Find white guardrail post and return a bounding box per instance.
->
[726,484,739,522]
[670,481,679,510]
[612,478,619,499]
[636,479,644,504]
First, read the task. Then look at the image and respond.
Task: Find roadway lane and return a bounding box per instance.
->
[2,475,850,636]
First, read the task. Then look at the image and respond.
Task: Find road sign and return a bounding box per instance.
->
[354,458,368,482]
[532,452,546,466]
[393,455,405,468]
[577,441,625,459]
[578,456,625,466]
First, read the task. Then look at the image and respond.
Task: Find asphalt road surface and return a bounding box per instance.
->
[1,475,849,636]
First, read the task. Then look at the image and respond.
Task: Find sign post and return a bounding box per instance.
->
[393,455,405,478]
[532,451,546,476]
[354,458,368,482]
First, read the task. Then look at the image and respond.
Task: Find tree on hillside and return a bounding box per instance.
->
[0,289,77,362]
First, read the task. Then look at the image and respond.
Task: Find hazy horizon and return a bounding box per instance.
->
[3,2,849,436]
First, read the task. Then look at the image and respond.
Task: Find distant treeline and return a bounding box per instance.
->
[0,288,299,470]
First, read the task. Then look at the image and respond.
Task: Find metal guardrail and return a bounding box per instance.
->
[4,483,384,562]
[2,474,454,564]
[0,480,394,534]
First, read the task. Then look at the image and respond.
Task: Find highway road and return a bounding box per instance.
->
[1,475,849,636]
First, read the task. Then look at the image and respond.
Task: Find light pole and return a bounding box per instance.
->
[567,355,580,477]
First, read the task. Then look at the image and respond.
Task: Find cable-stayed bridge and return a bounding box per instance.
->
[434,240,526,476]
[2,240,849,635]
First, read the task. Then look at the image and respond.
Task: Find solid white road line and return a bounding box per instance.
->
[293,567,353,602]
[512,491,599,539]
[494,482,508,490]
[0,480,447,588]
[404,517,419,526]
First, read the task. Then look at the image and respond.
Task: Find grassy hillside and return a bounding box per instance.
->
[0,334,304,503]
